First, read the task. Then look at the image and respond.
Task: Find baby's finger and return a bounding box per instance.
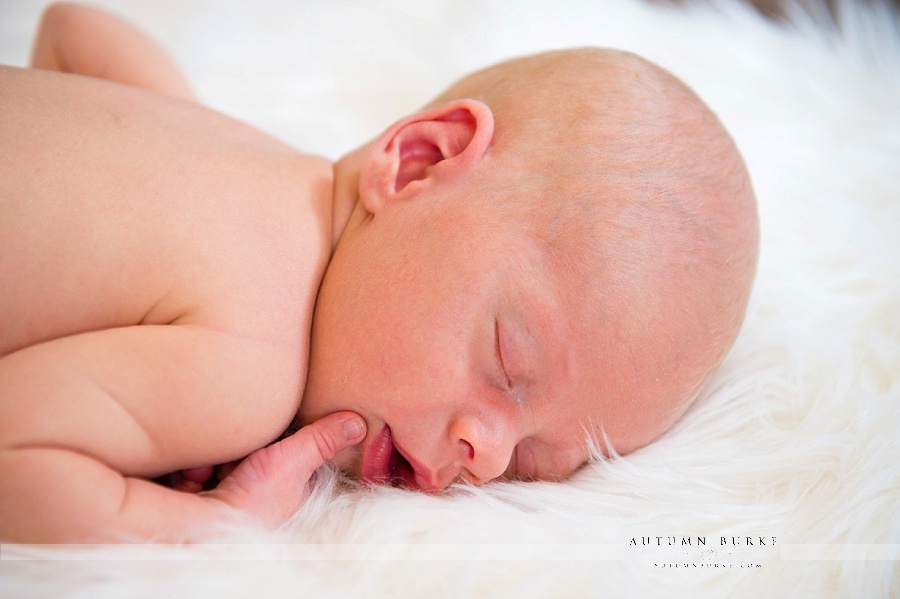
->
[254,411,366,495]
[287,411,367,475]
[181,466,215,484]
[208,411,366,526]
[171,471,204,493]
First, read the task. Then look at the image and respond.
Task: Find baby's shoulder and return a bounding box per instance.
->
[0,65,333,360]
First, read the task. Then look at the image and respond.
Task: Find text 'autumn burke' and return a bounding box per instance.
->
[629,536,777,547]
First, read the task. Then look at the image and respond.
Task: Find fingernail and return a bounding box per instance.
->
[342,417,366,441]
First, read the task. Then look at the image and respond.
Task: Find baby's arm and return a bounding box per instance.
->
[0,326,365,542]
[29,3,194,100]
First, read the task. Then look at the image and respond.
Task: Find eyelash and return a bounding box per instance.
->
[494,318,512,389]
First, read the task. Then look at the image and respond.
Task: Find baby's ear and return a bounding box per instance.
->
[359,99,494,213]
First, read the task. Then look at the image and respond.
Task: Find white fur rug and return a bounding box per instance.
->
[1,1,898,597]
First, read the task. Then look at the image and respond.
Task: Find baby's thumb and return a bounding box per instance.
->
[300,411,367,465]
[207,412,365,526]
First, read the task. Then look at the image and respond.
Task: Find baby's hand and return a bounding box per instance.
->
[171,462,240,493]
[199,411,365,528]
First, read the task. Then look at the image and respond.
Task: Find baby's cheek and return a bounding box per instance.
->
[512,442,539,481]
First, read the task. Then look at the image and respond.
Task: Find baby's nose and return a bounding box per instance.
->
[449,415,518,485]
[415,438,506,491]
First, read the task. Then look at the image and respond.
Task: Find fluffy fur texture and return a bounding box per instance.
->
[1,0,898,597]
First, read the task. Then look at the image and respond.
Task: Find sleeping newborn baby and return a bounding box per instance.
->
[0,3,758,542]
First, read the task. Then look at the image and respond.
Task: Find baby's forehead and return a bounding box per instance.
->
[495,217,602,331]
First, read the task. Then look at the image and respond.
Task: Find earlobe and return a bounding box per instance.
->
[359,99,494,214]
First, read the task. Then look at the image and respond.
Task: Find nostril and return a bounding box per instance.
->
[460,439,474,461]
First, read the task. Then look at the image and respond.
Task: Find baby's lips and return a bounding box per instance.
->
[360,424,393,484]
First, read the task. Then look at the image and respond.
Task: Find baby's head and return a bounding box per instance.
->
[299,48,758,489]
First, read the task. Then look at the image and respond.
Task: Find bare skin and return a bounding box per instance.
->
[1,5,758,543]
[298,50,758,490]
[0,4,365,542]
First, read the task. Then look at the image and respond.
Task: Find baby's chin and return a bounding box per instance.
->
[330,444,361,477]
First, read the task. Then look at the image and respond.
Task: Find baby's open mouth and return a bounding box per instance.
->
[388,439,416,488]
[360,424,418,489]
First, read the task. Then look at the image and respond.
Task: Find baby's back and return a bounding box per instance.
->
[0,65,332,475]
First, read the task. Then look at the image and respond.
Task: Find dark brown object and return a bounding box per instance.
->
[649,0,899,22]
